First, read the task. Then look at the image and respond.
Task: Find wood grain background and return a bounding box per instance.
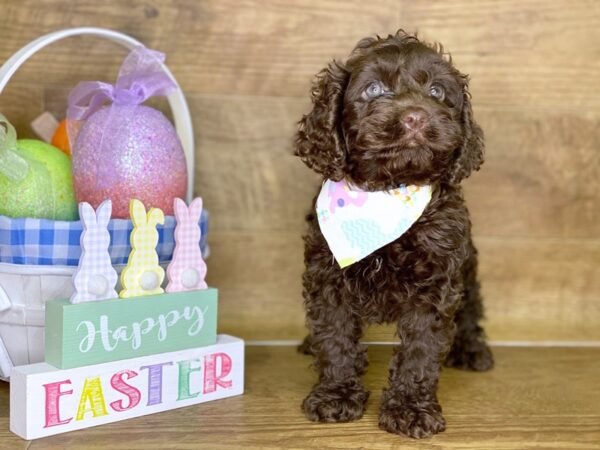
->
[0,0,598,342]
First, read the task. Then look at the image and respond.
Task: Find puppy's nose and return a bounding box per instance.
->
[401,109,428,131]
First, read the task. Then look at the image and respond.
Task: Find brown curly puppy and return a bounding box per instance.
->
[294,31,494,438]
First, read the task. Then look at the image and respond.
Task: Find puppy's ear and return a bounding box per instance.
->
[294,62,349,180]
[447,87,484,184]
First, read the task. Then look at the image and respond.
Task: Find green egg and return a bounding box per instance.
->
[0,140,78,220]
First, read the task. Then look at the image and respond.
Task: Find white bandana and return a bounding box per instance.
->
[316,180,432,268]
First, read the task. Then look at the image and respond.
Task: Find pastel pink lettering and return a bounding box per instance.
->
[43,379,73,428]
[203,352,233,394]
[110,370,141,412]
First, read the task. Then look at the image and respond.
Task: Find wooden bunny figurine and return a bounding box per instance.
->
[166,197,208,292]
[120,199,165,298]
[71,200,118,303]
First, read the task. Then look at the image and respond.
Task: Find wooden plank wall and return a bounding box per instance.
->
[0,0,598,342]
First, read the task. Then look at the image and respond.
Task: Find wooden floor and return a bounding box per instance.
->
[1,345,599,449]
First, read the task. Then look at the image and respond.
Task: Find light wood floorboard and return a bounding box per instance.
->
[1,345,598,449]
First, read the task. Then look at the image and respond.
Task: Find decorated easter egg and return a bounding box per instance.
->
[72,105,187,218]
[51,119,71,157]
[0,140,77,220]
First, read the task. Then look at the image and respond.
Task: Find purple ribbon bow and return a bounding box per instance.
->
[67,46,176,121]
[66,46,177,191]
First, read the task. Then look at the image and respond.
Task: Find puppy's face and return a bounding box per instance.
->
[296,32,484,189]
[342,39,468,188]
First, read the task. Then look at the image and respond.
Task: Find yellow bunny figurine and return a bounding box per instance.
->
[120,199,165,298]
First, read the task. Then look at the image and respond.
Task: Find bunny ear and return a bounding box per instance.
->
[130,199,147,226]
[188,197,203,222]
[173,198,188,220]
[147,207,165,226]
[79,202,96,228]
[95,200,112,228]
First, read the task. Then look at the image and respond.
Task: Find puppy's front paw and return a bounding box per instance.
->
[302,379,369,423]
[379,394,446,438]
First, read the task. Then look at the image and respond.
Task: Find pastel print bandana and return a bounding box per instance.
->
[316,180,432,268]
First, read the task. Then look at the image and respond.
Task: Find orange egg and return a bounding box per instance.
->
[51,119,71,157]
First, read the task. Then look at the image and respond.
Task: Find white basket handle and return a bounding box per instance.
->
[0,27,194,202]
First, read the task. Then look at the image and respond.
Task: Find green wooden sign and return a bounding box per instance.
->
[45,288,218,369]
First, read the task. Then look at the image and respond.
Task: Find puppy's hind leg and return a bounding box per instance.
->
[445,241,494,372]
[298,334,314,355]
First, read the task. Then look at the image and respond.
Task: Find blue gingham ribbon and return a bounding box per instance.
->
[0,210,209,266]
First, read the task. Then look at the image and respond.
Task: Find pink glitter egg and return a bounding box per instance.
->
[72,105,187,218]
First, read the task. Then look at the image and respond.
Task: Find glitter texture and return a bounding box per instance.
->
[0,140,77,220]
[72,105,187,218]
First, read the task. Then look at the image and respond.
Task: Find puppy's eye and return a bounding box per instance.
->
[363,82,385,99]
[429,84,445,101]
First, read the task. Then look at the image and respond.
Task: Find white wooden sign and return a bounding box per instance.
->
[10,335,244,440]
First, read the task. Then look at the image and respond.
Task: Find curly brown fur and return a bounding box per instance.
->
[295,30,493,439]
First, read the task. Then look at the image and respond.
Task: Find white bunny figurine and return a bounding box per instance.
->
[70,200,118,303]
[166,197,207,292]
